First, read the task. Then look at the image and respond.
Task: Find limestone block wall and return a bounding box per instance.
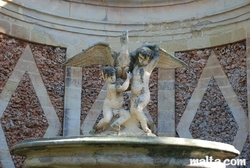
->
[0,0,249,54]
[0,0,250,167]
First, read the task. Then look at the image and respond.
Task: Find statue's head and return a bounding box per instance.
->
[102,66,116,83]
[138,47,152,66]
[120,30,128,45]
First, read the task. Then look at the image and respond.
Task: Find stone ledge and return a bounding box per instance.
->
[11,136,239,168]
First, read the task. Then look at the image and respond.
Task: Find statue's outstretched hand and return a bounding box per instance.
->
[126,72,132,80]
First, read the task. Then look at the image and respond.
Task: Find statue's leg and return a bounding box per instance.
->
[131,96,151,133]
[111,109,131,131]
[95,106,113,130]
[147,119,154,133]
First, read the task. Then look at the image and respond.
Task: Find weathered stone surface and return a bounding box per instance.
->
[175,41,247,127]
[175,41,249,164]
[189,77,238,144]
[11,24,30,41]
[214,42,247,116]
[81,65,105,127]
[30,44,66,127]
[239,135,250,167]
[11,136,240,168]
[147,68,158,130]
[1,0,250,46]
[0,34,66,167]
[0,34,27,93]
[0,73,49,168]
[175,49,211,129]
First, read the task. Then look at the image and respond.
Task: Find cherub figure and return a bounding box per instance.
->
[63,31,188,136]
[90,66,132,134]
[130,44,160,134]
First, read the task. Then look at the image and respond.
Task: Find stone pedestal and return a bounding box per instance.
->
[11,136,239,168]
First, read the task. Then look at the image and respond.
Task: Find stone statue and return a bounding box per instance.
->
[63,30,131,79]
[63,31,187,136]
[63,31,187,77]
[115,31,130,79]
[129,44,159,134]
[89,66,132,134]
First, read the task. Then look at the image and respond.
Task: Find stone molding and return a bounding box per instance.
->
[63,0,196,8]
[10,136,239,168]
[0,0,249,56]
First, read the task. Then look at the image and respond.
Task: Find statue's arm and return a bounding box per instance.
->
[129,51,138,73]
[116,72,132,92]
[141,43,156,49]
[147,44,160,72]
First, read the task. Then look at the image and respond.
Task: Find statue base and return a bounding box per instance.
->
[92,115,157,137]
[11,136,239,168]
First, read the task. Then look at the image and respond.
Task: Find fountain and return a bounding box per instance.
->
[11,136,239,168]
[11,32,239,168]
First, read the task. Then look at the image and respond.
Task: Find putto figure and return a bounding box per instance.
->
[63,31,187,136]
[89,66,132,134]
[130,44,159,134]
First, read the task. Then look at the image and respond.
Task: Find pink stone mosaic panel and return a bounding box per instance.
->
[0,72,49,168]
[30,44,66,127]
[81,65,105,125]
[175,49,211,128]
[175,41,248,166]
[0,34,66,167]
[214,42,247,116]
[189,77,238,144]
[0,34,27,92]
